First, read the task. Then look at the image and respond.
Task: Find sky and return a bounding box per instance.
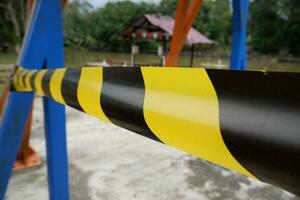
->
[89,0,161,8]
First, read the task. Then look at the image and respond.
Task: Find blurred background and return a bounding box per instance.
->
[0,0,300,71]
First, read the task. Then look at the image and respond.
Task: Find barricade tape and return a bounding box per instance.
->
[11,66,300,196]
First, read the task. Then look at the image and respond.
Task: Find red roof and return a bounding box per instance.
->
[122,14,213,45]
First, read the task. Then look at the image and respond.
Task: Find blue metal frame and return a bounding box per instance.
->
[230,0,250,70]
[0,0,69,199]
[0,0,250,199]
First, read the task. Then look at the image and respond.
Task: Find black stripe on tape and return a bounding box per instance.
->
[101,67,162,143]
[30,71,38,91]
[206,69,300,196]
[61,68,83,111]
[42,70,55,99]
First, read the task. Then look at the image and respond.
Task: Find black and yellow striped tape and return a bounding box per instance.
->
[12,66,300,196]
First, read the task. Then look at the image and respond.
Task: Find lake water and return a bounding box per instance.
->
[65,51,300,72]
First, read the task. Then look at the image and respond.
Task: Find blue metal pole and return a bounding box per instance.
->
[230,0,250,70]
[0,93,34,200]
[43,99,68,200]
[0,0,69,199]
[40,0,69,199]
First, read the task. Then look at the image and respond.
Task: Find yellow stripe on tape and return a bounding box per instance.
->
[141,67,254,178]
[77,67,110,122]
[13,68,24,91]
[18,69,26,89]
[24,70,36,91]
[50,69,67,105]
[34,70,47,96]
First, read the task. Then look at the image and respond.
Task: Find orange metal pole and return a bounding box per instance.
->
[165,0,189,67]
[0,84,9,116]
[165,0,203,67]
[0,82,39,172]
[62,0,68,7]
[184,0,203,39]
[13,104,42,171]
[0,80,39,173]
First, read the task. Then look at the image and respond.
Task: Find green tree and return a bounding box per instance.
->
[0,0,27,52]
[195,0,231,47]
[249,0,284,54]
[278,0,300,55]
[63,0,96,49]
[88,1,157,51]
[158,0,177,16]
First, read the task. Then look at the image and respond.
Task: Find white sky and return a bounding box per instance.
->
[89,0,161,8]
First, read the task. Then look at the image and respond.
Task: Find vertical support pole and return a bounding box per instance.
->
[190,44,195,67]
[0,93,34,200]
[0,0,69,199]
[166,0,203,67]
[0,84,9,115]
[163,37,167,66]
[165,0,189,67]
[14,106,42,172]
[42,1,69,198]
[43,99,68,200]
[230,0,250,70]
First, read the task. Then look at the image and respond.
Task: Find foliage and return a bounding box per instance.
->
[63,0,158,52]
[249,0,284,54]
[62,0,300,55]
[63,1,96,49]
[279,0,300,55]
[158,0,177,16]
[195,0,231,47]
[250,0,300,55]
[0,0,27,52]
[0,0,299,55]
[63,0,231,52]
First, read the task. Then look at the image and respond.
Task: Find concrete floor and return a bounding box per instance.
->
[5,98,300,200]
